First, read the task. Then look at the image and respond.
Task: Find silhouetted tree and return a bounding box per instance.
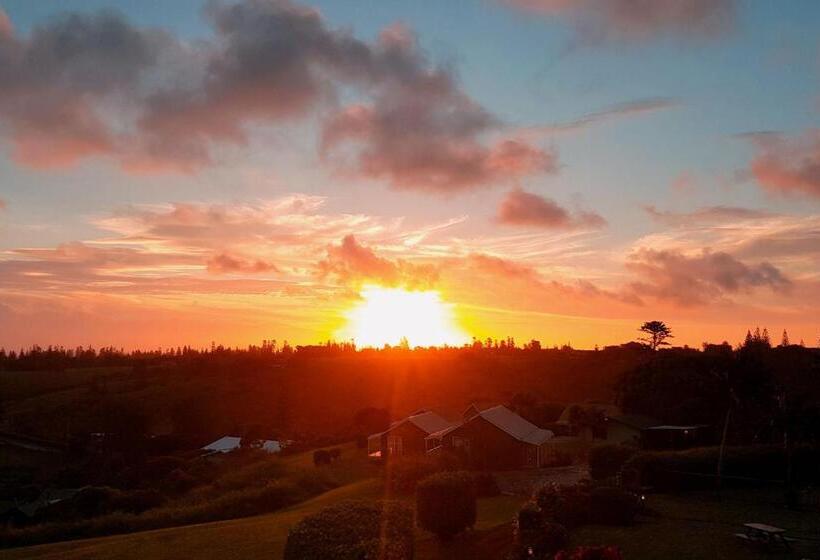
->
[638,321,673,350]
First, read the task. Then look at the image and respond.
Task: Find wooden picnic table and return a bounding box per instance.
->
[735,523,791,549]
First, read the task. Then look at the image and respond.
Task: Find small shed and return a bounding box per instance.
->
[201,436,281,456]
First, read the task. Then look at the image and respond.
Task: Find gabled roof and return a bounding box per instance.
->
[478,405,553,445]
[427,404,553,446]
[372,410,454,438]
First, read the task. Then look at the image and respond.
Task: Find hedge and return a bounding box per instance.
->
[624,445,820,492]
[416,471,476,540]
[283,500,414,560]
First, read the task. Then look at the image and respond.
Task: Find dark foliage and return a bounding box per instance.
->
[384,457,441,495]
[533,483,590,528]
[625,445,820,492]
[283,500,414,560]
[555,546,623,560]
[589,487,638,525]
[513,502,568,559]
[313,449,331,466]
[588,444,637,480]
[416,471,476,540]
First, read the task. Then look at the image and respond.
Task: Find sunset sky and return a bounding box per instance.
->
[0,0,818,349]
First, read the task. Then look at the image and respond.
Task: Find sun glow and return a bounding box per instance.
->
[338,286,468,348]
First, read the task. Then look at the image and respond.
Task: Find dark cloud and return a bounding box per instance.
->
[0,9,166,167]
[0,1,551,190]
[497,188,606,229]
[627,248,791,306]
[504,0,735,43]
[748,129,820,199]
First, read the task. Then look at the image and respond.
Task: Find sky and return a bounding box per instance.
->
[0,0,818,349]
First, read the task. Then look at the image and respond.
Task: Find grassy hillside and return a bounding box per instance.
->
[3,480,524,560]
[5,478,820,559]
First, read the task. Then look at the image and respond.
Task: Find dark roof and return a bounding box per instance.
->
[608,414,660,430]
[427,404,553,445]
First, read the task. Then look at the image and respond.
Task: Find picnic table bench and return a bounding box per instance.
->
[735,523,792,550]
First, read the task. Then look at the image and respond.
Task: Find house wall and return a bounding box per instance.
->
[379,422,428,458]
[441,416,533,470]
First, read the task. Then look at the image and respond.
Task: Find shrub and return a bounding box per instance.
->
[589,487,638,525]
[416,471,476,540]
[533,483,589,528]
[109,489,165,514]
[70,487,117,518]
[555,546,623,560]
[313,449,331,466]
[513,502,568,559]
[588,445,637,480]
[283,500,413,560]
[385,457,440,495]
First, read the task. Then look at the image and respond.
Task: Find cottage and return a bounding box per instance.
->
[426,404,553,469]
[367,409,453,459]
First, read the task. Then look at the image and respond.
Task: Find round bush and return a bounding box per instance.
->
[416,471,476,540]
[284,500,413,560]
[588,445,637,480]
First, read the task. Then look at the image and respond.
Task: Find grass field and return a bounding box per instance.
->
[2,480,524,560]
[571,490,820,560]
[4,451,820,560]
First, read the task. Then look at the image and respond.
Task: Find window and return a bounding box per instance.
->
[387,435,403,456]
[452,436,471,452]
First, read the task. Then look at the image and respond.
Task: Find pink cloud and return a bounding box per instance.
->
[318,234,438,288]
[504,0,735,42]
[206,253,278,275]
[497,188,606,229]
[749,129,820,199]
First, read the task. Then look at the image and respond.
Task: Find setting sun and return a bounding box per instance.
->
[337,286,468,348]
